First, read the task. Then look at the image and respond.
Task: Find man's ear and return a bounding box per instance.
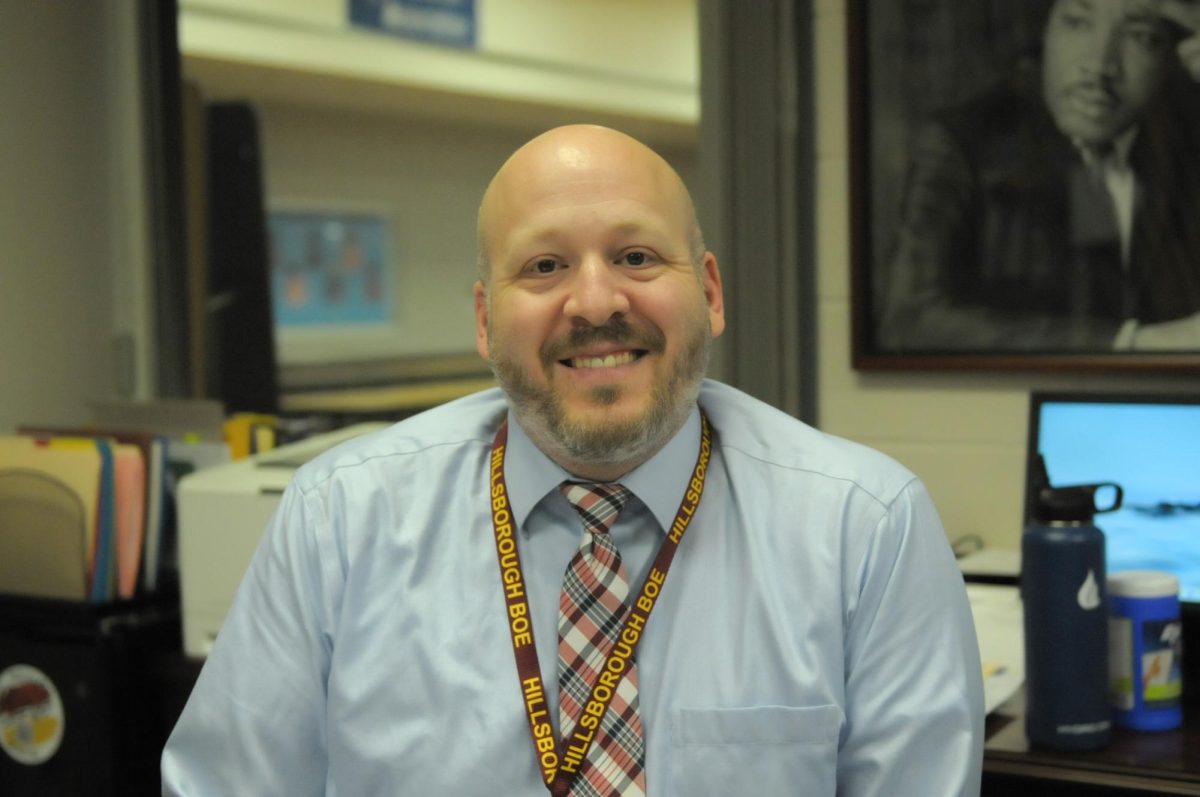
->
[474,281,490,360]
[701,252,726,338]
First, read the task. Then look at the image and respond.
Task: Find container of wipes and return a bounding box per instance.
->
[1107,570,1183,731]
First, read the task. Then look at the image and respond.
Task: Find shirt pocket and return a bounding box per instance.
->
[669,704,842,797]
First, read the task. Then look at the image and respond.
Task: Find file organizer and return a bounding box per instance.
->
[0,594,182,796]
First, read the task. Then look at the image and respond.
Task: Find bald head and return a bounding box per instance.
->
[476,125,704,286]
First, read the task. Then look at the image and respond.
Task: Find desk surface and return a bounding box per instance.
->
[985,689,1200,795]
[964,552,1200,795]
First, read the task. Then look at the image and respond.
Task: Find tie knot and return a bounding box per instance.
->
[559,482,631,536]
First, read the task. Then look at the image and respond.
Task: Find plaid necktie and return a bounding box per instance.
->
[557,482,647,797]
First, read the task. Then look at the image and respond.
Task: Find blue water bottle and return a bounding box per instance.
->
[1022,457,1122,750]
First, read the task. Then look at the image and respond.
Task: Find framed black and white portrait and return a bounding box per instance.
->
[849,0,1200,371]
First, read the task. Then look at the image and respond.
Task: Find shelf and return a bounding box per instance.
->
[178,2,699,145]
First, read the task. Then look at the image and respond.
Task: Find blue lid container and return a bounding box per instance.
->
[1108,570,1183,732]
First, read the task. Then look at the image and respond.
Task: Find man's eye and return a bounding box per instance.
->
[620,251,649,267]
[1124,24,1165,51]
[532,259,559,274]
[1061,12,1089,31]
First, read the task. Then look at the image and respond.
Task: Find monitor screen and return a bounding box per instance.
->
[1026,392,1200,604]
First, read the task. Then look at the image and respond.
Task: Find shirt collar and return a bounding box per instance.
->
[1074,126,1139,172]
[503,405,703,536]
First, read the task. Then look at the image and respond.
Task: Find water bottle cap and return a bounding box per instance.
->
[1033,482,1122,522]
[1107,570,1179,598]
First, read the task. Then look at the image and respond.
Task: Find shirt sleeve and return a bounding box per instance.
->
[161,480,337,796]
[837,478,985,797]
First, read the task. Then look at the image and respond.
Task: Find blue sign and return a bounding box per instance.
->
[349,0,476,49]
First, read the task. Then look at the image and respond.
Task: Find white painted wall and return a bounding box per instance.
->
[812,0,1200,551]
[252,101,698,366]
[0,2,152,434]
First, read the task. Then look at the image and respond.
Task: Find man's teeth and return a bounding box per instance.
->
[570,351,637,369]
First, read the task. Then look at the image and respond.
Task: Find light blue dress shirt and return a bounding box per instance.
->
[162,380,983,796]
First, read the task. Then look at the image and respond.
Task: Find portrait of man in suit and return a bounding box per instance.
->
[871,0,1200,353]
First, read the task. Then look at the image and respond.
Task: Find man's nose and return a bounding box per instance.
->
[1080,27,1122,79]
[562,256,631,326]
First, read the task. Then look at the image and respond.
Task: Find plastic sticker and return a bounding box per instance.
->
[1077,569,1101,610]
[1142,620,1183,709]
[0,664,65,765]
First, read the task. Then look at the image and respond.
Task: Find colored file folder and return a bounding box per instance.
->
[0,438,99,600]
[20,426,166,598]
[112,444,146,599]
[40,438,116,601]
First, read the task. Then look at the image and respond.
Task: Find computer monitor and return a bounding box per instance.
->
[1026,391,1200,701]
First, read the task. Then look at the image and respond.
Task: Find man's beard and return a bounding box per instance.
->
[488,314,710,474]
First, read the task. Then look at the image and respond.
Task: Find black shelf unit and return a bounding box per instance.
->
[0,594,183,796]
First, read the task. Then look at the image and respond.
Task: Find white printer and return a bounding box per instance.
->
[177,423,386,657]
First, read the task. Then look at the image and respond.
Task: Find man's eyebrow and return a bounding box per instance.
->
[610,221,664,238]
[1123,0,1171,20]
[1122,7,1170,27]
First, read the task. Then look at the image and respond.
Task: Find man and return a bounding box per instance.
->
[162,125,983,795]
[878,0,1200,351]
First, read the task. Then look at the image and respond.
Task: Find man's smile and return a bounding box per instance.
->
[1064,84,1119,120]
[560,349,647,369]
[542,316,666,373]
